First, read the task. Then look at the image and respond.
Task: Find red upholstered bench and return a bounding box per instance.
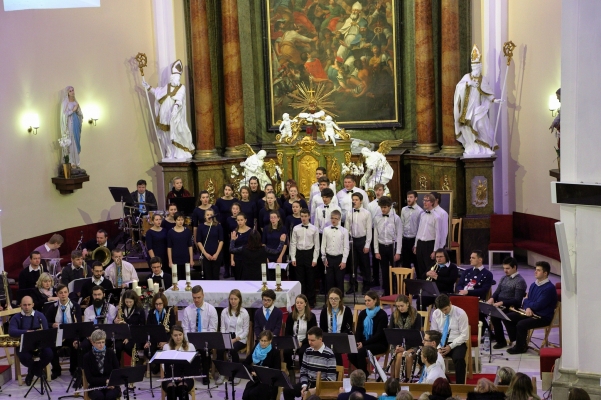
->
[540,347,562,378]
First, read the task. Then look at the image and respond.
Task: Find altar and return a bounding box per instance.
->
[164,280,301,310]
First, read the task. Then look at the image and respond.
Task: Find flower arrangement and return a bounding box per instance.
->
[139,286,156,309]
[58,136,71,164]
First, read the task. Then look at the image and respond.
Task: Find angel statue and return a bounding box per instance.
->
[315,115,350,146]
[60,86,84,166]
[359,139,403,194]
[278,113,298,142]
[235,144,272,190]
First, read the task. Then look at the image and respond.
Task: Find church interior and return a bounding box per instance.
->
[1,0,598,399]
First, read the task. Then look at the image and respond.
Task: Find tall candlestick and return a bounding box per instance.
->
[147,278,154,291]
[135,286,141,296]
[276,264,281,285]
[171,264,179,291]
[185,263,191,282]
[132,280,138,289]
[261,263,267,281]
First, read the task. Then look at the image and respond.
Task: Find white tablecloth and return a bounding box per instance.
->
[164,280,301,310]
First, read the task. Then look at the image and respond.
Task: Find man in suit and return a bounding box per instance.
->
[19,251,48,290]
[149,257,172,290]
[254,289,283,339]
[456,250,493,300]
[82,229,115,259]
[130,179,158,215]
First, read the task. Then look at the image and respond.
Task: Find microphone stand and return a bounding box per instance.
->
[199,220,213,280]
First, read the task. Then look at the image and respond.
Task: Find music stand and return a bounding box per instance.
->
[130,325,169,396]
[104,288,125,305]
[22,328,58,400]
[187,332,233,396]
[97,323,131,347]
[107,366,147,400]
[252,365,294,396]
[322,333,358,354]
[272,336,299,351]
[213,361,253,400]
[109,187,136,207]
[68,277,92,298]
[478,302,511,362]
[169,197,196,215]
[366,350,387,382]
[384,329,423,348]
[404,279,440,311]
[150,351,199,399]
[58,322,95,398]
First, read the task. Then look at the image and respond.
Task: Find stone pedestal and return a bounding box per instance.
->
[159,162,196,199]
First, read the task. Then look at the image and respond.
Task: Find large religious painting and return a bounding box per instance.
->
[264,0,402,129]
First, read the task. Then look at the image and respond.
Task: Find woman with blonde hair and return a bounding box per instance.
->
[216,289,250,385]
[388,294,421,380]
[467,378,506,399]
[32,272,58,310]
[505,372,541,400]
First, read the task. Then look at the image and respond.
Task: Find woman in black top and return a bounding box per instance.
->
[167,212,193,279]
[256,183,275,211]
[196,209,224,280]
[32,273,58,311]
[238,186,257,230]
[146,213,168,269]
[216,184,237,278]
[283,295,317,372]
[114,289,146,360]
[258,192,285,233]
[192,190,219,240]
[229,231,285,281]
[231,212,252,280]
[144,293,176,374]
[348,290,389,376]
[248,176,265,203]
[282,185,308,218]
[242,330,280,400]
[388,294,422,381]
[83,329,121,400]
[319,288,353,365]
[161,203,178,231]
[262,211,288,264]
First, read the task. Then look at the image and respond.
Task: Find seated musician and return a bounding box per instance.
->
[485,257,527,344]
[284,294,317,374]
[216,289,250,385]
[283,326,337,400]
[114,289,146,360]
[31,272,59,311]
[387,294,421,380]
[83,329,122,400]
[417,345,446,384]
[9,296,53,386]
[45,284,82,379]
[456,250,493,300]
[150,257,172,290]
[319,288,353,366]
[180,285,217,385]
[391,330,446,382]
[145,293,176,374]
[104,249,139,289]
[348,291,388,377]
[161,325,196,400]
[426,249,459,294]
[430,294,469,384]
[81,262,114,303]
[494,261,558,355]
[336,370,377,400]
[82,286,118,353]
[21,233,64,268]
[242,330,281,400]
[61,250,92,287]
[253,289,283,339]
[19,251,48,290]
[82,229,114,258]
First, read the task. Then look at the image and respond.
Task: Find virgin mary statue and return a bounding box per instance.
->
[60,86,83,166]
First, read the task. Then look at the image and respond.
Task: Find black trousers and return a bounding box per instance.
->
[51,340,79,374]
[348,342,388,377]
[401,236,417,269]
[447,343,467,384]
[295,248,316,306]
[349,236,371,288]
[370,229,379,285]
[161,379,193,400]
[201,255,222,280]
[325,254,345,293]
[415,239,435,280]
[492,311,551,349]
[18,348,53,377]
[216,341,246,364]
[377,243,395,296]
[283,381,314,400]
[88,387,122,400]
[244,381,277,400]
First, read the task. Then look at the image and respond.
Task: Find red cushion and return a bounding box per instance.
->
[490,215,513,244]
[380,295,396,303]
[514,239,560,260]
[556,290,561,302]
[450,241,459,247]
[488,243,514,251]
[540,348,562,374]
[471,334,479,347]
[449,296,479,336]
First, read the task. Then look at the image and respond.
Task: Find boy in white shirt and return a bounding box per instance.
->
[321,210,349,293]
[314,188,341,234]
[310,177,339,223]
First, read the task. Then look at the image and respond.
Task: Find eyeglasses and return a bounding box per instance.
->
[155,302,164,306]
[328,297,340,301]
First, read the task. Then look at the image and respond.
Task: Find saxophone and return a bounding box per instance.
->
[131,343,138,367]
[426,263,439,281]
[163,306,172,333]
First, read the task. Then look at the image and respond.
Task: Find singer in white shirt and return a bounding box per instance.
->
[344,192,373,294]
[321,210,349,293]
[399,190,423,269]
[290,210,321,307]
[413,194,442,281]
[336,175,369,223]
[310,177,339,222]
[373,196,402,296]
[313,188,341,233]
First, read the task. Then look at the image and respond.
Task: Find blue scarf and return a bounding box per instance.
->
[363,306,380,340]
[252,343,272,365]
[155,309,165,324]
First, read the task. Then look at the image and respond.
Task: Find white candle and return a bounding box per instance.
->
[135,286,141,296]
[172,264,178,282]
[132,280,138,289]
[185,263,191,281]
[261,263,267,282]
[276,263,282,285]
[281,181,285,193]
[153,283,159,294]
[147,278,154,291]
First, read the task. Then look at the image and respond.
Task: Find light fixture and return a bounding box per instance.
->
[88,105,100,126]
[27,114,40,135]
[548,94,561,117]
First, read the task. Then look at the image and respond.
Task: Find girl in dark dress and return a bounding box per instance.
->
[161,326,197,400]
[216,184,237,278]
[283,294,317,372]
[114,289,146,360]
[83,329,121,400]
[166,176,192,203]
[388,294,422,380]
[258,192,285,233]
[192,190,219,240]
[279,179,297,205]
[230,231,285,281]
[242,330,281,400]
[238,186,257,230]
[197,209,224,280]
[282,185,308,218]
[146,213,168,268]
[319,287,353,365]
[262,211,288,264]
[161,203,178,231]
[256,183,275,211]
[32,273,58,311]
[231,213,252,280]
[167,212,194,279]
[248,176,265,203]
[348,290,389,376]
[225,203,242,277]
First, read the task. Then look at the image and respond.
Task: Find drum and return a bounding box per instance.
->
[141,211,155,236]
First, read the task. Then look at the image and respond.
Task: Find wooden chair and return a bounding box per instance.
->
[160,364,196,400]
[417,305,432,332]
[351,305,388,375]
[450,218,463,265]
[380,267,414,308]
[527,301,562,351]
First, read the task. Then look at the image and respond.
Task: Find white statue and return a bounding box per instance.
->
[315,115,341,146]
[142,60,195,160]
[359,140,403,193]
[239,149,271,189]
[60,86,83,166]
[278,113,298,142]
[342,151,364,177]
[298,110,325,122]
[453,45,502,157]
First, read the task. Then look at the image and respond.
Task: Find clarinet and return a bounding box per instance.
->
[411,347,422,381]
[400,351,407,382]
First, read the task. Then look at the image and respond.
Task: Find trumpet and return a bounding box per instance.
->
[509,307,541,319]
[426,263,439,281]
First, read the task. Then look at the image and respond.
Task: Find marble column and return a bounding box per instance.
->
[414,0,438,154]
[190,0,219,159]
[221,0,245,157]
[440,0,463,154]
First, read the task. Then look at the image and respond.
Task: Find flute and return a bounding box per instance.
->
[509,307,541,319]
[75,385,119,393]
[156,375,206,382]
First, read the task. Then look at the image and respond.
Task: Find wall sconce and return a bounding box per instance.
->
[548,94,561,117]
[27,114,40,135]
[88,105,100,126]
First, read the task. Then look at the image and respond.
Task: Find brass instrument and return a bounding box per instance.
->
[163,306,172,333]
[2,271,12,310]
[509,306,541,319]
[426,263,439,281]
[91,246,111,267]
[131,343,139,367]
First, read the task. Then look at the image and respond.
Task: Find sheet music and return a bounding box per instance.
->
[150,350,196,363]
[267,262,288,270]
[348,335,358,353]
[367,350,387,382]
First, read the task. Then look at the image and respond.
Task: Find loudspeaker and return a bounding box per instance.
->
[554,221,576,293]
